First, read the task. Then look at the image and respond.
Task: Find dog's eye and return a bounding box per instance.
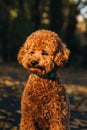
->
[29,51,35,54]
[42,51,48,56]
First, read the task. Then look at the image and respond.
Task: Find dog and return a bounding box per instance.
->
[17,30,70,130]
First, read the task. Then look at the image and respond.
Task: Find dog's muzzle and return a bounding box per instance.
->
[31,60,38,67]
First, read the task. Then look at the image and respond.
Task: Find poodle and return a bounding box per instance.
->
[17,30,70,130]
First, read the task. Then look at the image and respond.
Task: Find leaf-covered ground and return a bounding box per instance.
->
[0,63,87,130]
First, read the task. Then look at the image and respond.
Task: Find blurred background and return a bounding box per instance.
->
[0,0,87,130]
[0,0,87,67]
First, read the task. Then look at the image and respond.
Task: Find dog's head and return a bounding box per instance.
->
[17,30,70,76]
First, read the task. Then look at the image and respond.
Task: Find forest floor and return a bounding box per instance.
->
[0,63,87,130]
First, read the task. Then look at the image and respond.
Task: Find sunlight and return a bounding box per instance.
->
[77,15,84,22]
[74,0,87,3]
[9,9,18,19]
[80,6,87,19]
[41,19,50,25]
[65,84,87,94]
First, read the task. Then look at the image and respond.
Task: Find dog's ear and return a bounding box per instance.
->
[17,37,29,64]
[54,43,70,67]
[17,46,25,64]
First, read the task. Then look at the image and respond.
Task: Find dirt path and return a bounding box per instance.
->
[0,64,87,130]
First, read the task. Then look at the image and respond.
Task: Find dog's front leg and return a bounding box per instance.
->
[20,102,36,130]
[20,116,35,130]
[50,122,68,130]
[49,122,61,130]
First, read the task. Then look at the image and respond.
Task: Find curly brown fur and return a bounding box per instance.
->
[17,30,70,130]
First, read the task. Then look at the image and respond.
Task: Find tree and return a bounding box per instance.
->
[0,0,10,62]
[30,0,41,30]
[50,0,63,35]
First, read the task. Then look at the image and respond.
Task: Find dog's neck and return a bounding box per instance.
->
[34,70,57,80]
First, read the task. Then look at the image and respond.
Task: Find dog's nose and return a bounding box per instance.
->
[31,60,38,67]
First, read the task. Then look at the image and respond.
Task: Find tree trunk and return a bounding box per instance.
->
[0,1,9,62]
[50,0,63,35]
[31,0,41,30]
[19,0,24,11]
[65,4,77,65]
[1,24,8,62]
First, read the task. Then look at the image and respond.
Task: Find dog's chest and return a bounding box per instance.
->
[23,74,68,128]
[27,74,60,104]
